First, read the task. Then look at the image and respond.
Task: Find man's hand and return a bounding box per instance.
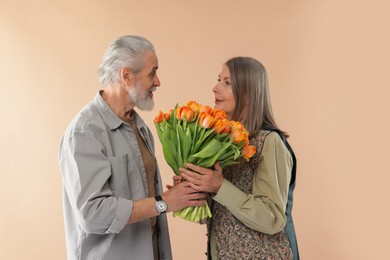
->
[162,181,206,212]
[165,175,183,190]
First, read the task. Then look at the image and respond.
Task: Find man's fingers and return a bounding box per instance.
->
[173,175,183,181]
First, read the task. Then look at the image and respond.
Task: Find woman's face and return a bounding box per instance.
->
[213,64,236,120]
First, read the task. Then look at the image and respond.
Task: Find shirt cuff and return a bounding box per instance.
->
[213,179,247,209]
[106,198,133,233]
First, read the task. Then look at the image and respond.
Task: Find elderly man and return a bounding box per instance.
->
[59,35,205,260]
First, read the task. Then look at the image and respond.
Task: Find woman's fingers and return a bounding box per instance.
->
[185,163,208,175]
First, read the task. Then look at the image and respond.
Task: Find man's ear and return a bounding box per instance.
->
[120,67,135,86]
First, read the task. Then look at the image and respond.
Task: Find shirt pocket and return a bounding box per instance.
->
[108,153,143,198]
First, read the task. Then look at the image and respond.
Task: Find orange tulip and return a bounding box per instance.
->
[154,110,165,124]
[185,101,202,116]
[241,144,256,160]
[176,106,196,122]
[198,112,215,128]
[200,105,213,114]
[230,121,245,132]
[213,119,231,134]
[164,110,172,121]
[211,109,227,120]
[230,130,249,144]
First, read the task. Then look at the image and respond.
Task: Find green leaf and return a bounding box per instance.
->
[155,123,163,141]
[162,122,173,143]
[177,123,185,139]
[217,146,235,161]
[160,126,180,172]
[233,145,241,160]
[177,123,191,165]
[189,118,199,147]
[215,133,230,142]
[195,157,216,168]
[195,139,233,168]
[191,128,215,154]
[189,139,223,159]
[168,104,178,126]
[161,138,179,175]
[219,159,240,167]
[182,127,192,164]
[162,126,174,144]
[176,127,183,168]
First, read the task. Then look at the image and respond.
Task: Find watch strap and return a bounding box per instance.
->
[155,195,163,202]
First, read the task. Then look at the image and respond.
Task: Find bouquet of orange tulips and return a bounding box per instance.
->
[154,101,256,223]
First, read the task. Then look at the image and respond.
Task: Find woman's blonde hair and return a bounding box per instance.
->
[226,56,289,138]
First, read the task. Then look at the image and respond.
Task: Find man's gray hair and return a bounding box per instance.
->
[98,35,155,86]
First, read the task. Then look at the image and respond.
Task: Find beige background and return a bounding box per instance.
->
[1,0,389,259]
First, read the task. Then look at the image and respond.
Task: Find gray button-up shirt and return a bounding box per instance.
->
[59,92,172,260]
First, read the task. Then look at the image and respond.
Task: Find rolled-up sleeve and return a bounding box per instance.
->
[213,132,292,235]
[60,130,133,234]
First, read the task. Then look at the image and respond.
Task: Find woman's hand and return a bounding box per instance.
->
[179,162,224,194]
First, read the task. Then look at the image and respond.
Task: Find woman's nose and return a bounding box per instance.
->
[212,83,219,93]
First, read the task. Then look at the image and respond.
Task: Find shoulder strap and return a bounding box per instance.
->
[262,128,297,185]
[263,128,300,259]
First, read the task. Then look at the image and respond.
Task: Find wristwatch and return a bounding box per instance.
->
[155,195,167,214]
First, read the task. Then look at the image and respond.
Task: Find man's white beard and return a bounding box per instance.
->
[129,81,155,111]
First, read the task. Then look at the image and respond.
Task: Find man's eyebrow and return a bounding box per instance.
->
[149,66,158,76]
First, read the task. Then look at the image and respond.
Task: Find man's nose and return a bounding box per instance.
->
[154,75,161,87]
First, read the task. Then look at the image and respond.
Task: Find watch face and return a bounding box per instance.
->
[157,201,167,212]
